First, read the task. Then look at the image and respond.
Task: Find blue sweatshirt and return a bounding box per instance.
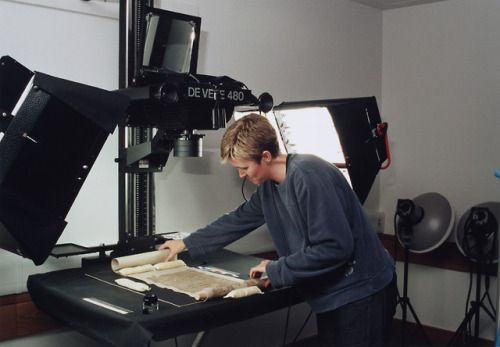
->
[184,153,395,313]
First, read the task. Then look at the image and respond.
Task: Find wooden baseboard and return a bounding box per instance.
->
[254,235,498,276]
[378,234,497,276]
[0,293,61,341]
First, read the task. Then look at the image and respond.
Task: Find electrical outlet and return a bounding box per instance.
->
[368,211,385,233]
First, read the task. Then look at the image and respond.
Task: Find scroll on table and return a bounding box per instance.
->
[111,250,265,300]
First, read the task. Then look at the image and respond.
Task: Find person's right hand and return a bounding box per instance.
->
[249,259,270,279]
[159,239,186,262]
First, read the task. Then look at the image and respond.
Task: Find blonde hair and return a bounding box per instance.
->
[220,113,280,163]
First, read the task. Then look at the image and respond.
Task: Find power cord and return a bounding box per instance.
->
[241,177,248,202]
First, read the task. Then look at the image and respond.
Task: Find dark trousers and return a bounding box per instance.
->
[316,274,397,347]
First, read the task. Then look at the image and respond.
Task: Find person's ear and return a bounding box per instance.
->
[261,151,272,164]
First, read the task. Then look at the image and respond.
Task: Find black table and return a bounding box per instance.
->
[27,249,303,347]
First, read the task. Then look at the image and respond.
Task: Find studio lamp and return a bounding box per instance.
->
[394,192,455,347]
[396,192,455,253]
[455,203,499,263]
[449,202,499,346]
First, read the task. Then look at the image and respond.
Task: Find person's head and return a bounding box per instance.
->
[220,113,282,184]
[220,113,280,164]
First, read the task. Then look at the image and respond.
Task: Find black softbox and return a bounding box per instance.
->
[0,56,130,265]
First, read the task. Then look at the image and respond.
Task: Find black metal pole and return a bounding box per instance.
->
[397,225,432,346]
[402,245,409,347]
[474,265,481,344]
[117,0,128,245]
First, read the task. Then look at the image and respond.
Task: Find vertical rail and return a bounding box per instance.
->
[118,0,157,249]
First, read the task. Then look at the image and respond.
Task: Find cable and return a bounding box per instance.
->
[381,133,391,169]
[392,213,404,305]
[464,264,473,342]
[241,177,248,202]
[393,213,399,262]
[377,123,391,170]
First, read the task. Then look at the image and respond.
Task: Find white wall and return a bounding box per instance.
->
[0,0,383,346]
[154,0,383,254]
[381,0,500,341]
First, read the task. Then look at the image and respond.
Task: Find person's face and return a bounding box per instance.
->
[229,156,269,185]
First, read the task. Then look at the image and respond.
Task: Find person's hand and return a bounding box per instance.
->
[249,259,270,279]
[159,239,186,262]
[250,260,271,288]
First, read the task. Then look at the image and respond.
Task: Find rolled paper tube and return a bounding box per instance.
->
[117,264,155,276]
[194,278,268,300]
[224,286,263,298]
[111,249,174,272]
[153,260,186,270]
[244,278,267,287]
[115,278,151,292]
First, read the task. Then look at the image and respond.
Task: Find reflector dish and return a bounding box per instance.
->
[397,192,455,253]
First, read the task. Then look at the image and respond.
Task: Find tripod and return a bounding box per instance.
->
[447,261,496,346]
[397,242,433,347]
[448,206,498,346]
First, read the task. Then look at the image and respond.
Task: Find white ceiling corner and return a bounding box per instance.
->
[349,0,449,10]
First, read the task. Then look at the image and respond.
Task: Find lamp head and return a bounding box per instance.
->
[257,92,274,113]
[396,199,425,225]
[396,193,454,253]
[456,204,499,263]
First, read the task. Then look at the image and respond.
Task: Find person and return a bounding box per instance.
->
[160,113,397,346]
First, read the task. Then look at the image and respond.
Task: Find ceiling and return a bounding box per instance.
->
[349,0,448,10]
[87,0,446,9]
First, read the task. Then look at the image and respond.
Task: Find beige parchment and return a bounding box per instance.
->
[111,250,266,300]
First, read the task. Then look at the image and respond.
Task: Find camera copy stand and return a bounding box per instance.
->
[397,221,433,347]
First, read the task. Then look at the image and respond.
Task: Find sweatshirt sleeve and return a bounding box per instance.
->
[265,170,356,288]
[183,191,266,258]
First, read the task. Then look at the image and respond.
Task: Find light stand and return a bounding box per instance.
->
[393,192,454,346]
[450,206,498,346]
[396,199,433,347]
[447,261,496,346]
